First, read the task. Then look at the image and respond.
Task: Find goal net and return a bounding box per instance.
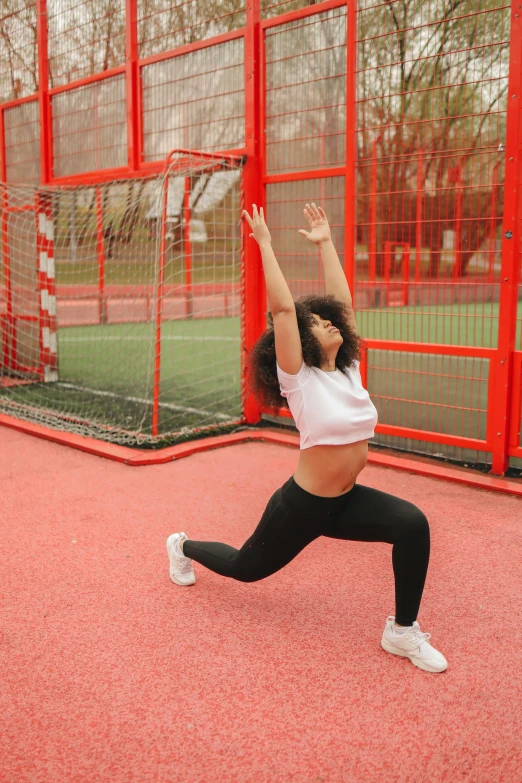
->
[0,150,246,446]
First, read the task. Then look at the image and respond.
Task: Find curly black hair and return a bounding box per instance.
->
[247,293,363,413]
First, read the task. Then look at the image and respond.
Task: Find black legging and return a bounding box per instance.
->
[183,475,430,626]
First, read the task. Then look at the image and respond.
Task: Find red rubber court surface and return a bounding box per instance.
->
[1,427,521,783]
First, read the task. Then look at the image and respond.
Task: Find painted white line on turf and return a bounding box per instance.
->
[58,335,240,342]
[56,382,236,421]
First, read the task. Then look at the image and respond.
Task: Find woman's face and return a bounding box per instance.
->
[310,312,343,351]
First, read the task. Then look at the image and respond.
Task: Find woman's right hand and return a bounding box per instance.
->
[242,204,272,246]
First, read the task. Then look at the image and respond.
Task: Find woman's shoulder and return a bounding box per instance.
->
[276,360,313,390]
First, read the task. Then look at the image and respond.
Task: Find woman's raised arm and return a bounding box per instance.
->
[242,204,295,314]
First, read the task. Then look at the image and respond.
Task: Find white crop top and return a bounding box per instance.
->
[276,359,378,450]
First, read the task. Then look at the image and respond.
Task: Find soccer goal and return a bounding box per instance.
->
[0,149,248,446]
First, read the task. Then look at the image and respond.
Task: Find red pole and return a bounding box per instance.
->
[0,110,13,372]
[152,174,169,436]
[36,0,52,381]
[241,0,264,424]
[36,197,45,379]
[125,0,139,171]
[489,2,522,475]
[1,188,11,371]
[96,187,106,324]
[415,149,424,285]
[36,0,51,184]
[344,0,357,309]
[183,176,193,318]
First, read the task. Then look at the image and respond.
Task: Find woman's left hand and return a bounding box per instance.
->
[298,203,332,245]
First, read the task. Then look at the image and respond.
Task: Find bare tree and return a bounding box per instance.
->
[357,0,509,276]
[0,0,38,101]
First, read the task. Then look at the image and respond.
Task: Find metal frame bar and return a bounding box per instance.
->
[36,0,51,184]
[489,0,522,473]
[242,0,264,424]
[344,0,357,310]
[152,171,169,436]
[0,109,12,372]
[125,0,139,171]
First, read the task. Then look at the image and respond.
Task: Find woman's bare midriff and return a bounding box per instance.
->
[292,440,369,497]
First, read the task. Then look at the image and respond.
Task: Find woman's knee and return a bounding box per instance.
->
[226,554,269,583]
[399,504,430,538]
[232,565,267,583]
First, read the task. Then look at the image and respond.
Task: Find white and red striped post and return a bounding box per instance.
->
[36,192,58,382]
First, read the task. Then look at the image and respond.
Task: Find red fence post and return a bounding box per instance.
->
[36,0,51,184]
[242,0,264,425]
[183,176,193,318]
[126,0,140,171]
[35,0,56,384]
[344,0,357,310]
[0,112,13,372]
[152,173,169,436]
[489,3,522,475]
[0,198,10,371]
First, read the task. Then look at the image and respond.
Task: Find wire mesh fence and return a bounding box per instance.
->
[0,0,520,471]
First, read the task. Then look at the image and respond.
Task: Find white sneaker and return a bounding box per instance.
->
[166,532,196,586]
[381,616,448,673]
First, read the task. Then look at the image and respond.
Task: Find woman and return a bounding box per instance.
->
[167,202,447,674]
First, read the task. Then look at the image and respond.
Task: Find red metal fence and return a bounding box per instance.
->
[0,0,520,474]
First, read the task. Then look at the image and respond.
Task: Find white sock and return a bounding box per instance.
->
[175,536,185,557]
[394,622,412,634]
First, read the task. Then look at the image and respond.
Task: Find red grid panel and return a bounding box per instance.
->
[367,349,490,444]
[354,0,513,467]
[47,0,126,89]
[0,1,38,102]
[52,74,127,177]
[141,39,244,163]
[4,100,40,183]
[264,4,347,175]
[261,0,315,21]
[0,0,519,474]
[518,153,522,355]
[138,0,247,59]
[356,0,510,287]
